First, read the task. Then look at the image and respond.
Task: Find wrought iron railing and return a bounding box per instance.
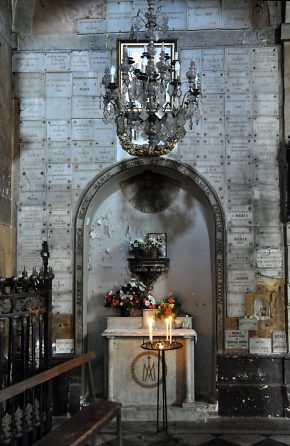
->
[0,242,53,445]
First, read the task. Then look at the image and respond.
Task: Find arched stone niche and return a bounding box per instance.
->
[74,158,226,361]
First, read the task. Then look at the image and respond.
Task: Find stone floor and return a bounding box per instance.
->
[95,418,290,446]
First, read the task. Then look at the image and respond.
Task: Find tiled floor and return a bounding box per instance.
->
[95,419,290,446]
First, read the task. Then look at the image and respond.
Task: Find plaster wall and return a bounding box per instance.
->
[12,0,286,397]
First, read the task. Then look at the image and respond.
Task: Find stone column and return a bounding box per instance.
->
[107,336,115,401]
[183,336,195,403]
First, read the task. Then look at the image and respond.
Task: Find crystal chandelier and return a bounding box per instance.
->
[102,0,201,157]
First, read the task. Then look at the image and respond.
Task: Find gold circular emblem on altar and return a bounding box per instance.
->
[131,352,166,389]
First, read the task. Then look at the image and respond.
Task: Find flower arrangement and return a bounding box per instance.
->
[155,294,181,319]
[129,236,163,258]
[104,279,156,311]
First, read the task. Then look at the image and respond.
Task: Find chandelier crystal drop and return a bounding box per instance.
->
[102,0,201,157]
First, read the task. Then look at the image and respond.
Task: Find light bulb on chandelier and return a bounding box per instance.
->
[102,0,201,157]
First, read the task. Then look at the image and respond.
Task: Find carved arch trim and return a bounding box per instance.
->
[74,158,226,354]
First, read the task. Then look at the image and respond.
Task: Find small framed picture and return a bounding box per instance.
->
[147,233,167,258]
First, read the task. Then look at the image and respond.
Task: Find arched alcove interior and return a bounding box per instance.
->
[75,159,225,403]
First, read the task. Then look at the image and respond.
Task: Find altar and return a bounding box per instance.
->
[102,317,197,408]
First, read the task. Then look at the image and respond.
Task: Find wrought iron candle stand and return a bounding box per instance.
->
[141,340,182,439]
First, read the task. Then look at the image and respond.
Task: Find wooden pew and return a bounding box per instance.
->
[0,351,122,446]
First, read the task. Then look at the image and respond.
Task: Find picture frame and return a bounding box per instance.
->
[147,233,167,258]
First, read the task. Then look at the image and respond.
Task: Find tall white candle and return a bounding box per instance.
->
[165,318,169,341]
[148,317,153,343]
[169,316,172,344]
[110,65,116,83]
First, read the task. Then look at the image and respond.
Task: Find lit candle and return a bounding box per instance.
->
[169,316,172,344]
[165,318,169,341]
[148,317,153,343]
[110,65,116,83]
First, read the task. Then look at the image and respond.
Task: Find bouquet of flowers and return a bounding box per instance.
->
[142,292,156,309]
[155,294,181,319]
[104,279,155,311]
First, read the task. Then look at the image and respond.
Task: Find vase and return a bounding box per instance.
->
[142,308,156,328]
[120,306,131,317]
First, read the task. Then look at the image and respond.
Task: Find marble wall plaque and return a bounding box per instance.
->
[18,206,46,228]
[20,98,46,120]
[249,338,272,354]
[256,248,283,269]
[48,228,72,249]
[254,163,279,184]
[252,94,279,116]
[228,227,254,248]
[202,139,225,159]
[178,137,201,160]
[226,161,252,184]
[225,71,251,93]
[226,139,251,159]
[72,119,96,140]
[48,209,71,228]
[46,190,72,207]
[20,142,46,164]
[227,205,252,225]
[195,162,225,191]
[95,120,115,146]
[46,97,71,120]
[55,339,74,354]
[72,96,102,118]
[20,166,46,191]
[46,73,72,97]
[253,139,278,161]
[225,48,250,70]
[225,94,251,115]
[239,317,258,331]
[17,250,45,273]
[45,53,71,72]
[227,270,255,292]
[227,186,252,205]
[158,1,187,31]
[52,272,72,293]
[226,116,252,138]
[202,71,225,93]
[225,330,248,350]
[18,191,46,206]
[187,0,221,30]
[272,331,287,353]
[50,249,73,271]
[202,118,224,137]
[47,163,72,176]
[90,50,111,72]
[253,185,279,202]
[227,249,254,270]
[253,203,280,226]
[202,49,224,71]
[47,172,72,189]
[227,293,245,317]
[252,71,279,93]
[201,94,224,115]
[47,142,72,163]
[221,0,250,29]
[47,120,71,141]
[180,49,202,73]
[76,19,106,34]
[73,169,100,190]
[251,47,278,71]
[255,227,282,248]
[106,1,133,32]
[73,74,99,96]
[70,51,90,71]
[14,73,45,98]
[19,121,46,143]
[12,52,45,72]
[96,147,116,163]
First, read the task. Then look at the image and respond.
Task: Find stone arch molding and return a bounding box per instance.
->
[74,158,226,354]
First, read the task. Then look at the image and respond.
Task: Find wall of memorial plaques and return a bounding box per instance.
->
[12,0,285,356]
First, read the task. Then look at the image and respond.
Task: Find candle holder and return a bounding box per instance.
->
[141,339,183,437]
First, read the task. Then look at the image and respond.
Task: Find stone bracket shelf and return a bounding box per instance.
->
[127,257,170,287]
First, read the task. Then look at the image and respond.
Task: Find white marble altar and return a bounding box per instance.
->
[102,317,197,407]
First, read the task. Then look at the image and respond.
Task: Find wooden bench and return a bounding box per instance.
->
[0,351,122,446]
